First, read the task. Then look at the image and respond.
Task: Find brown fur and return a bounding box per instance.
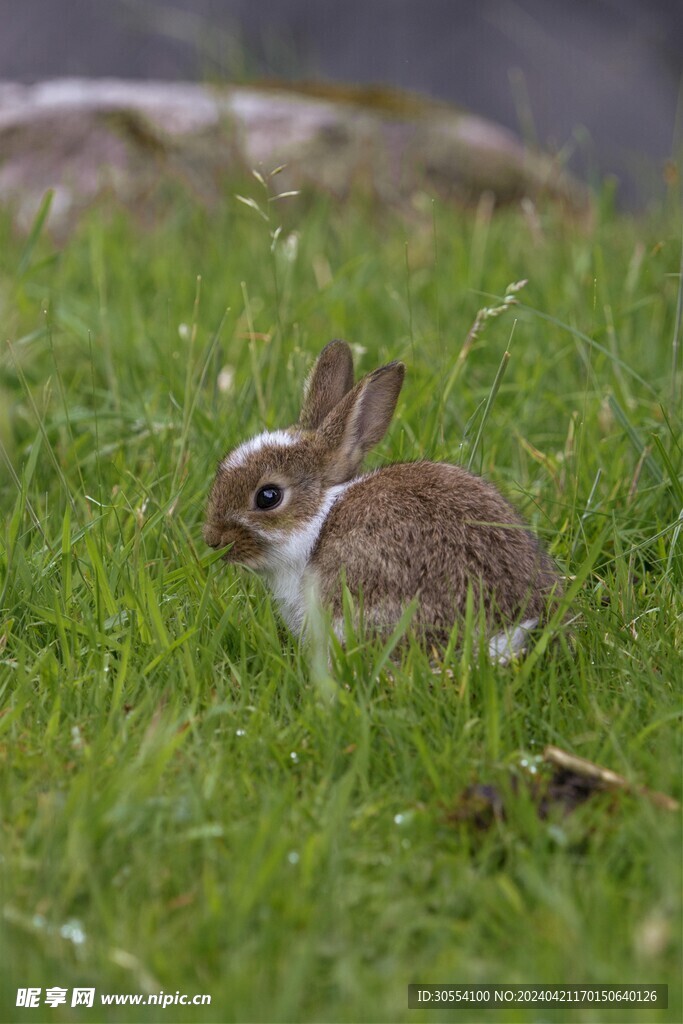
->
[311,461,558,637]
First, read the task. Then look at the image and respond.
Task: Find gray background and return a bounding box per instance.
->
[1,0,681,207]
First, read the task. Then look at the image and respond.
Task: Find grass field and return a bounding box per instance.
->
[0,177,681,1023]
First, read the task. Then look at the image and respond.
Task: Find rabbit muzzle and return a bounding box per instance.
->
[202,520,266,566]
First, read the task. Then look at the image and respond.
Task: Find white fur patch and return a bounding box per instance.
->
[488,618,539,664]
[260,483,351,633]
[222,430,297,470]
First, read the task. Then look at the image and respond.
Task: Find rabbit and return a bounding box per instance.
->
[203,339,561,661]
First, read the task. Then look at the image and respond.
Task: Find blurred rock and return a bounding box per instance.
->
[0,78,590,235]
[1,0,678,209]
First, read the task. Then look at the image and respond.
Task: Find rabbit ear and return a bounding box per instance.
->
[300,340,355,430]
[319,361,405,483]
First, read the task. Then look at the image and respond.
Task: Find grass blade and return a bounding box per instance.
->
[467,329,514,471]
[608,394,663,484]
[16,189,54,278]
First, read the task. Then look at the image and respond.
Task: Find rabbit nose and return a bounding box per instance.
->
[203,523,224,548]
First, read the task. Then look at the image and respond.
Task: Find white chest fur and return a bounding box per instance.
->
[258,484,350,633]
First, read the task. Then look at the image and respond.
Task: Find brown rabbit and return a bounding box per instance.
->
[203,340,561,660]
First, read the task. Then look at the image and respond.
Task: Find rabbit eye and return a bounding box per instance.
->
[255,485,283,510]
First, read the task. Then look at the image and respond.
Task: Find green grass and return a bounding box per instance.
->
[0,178,681,1024]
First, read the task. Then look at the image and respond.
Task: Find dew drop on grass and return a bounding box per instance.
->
[634,912,671,958]
[218,365,235,393]
[287,851,300,865]
[60,919,87,946]
[547,824,568,847]
[289,751,299,763]
[393,811,414,826]
[235,729,246,737]
[29,913,86,947]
